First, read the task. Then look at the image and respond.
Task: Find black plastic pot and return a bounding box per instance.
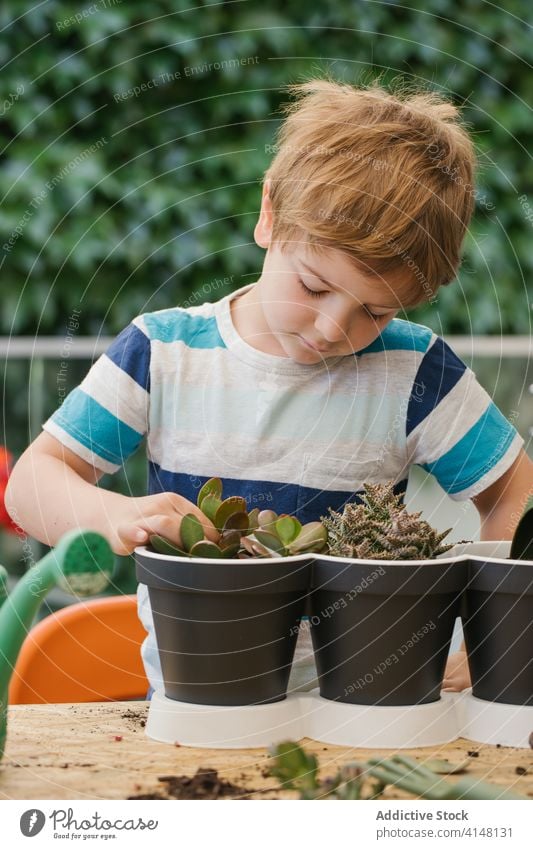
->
[135,550,311,706]
[463,557,533,706]
[309,557,467,706]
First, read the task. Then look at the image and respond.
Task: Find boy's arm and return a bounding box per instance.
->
[471,448,533,540]
[4,431,218,555]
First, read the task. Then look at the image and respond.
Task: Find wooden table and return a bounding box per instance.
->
[1,702,532,800]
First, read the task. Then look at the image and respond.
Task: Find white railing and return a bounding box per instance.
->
[1,336,531,441]
[0,335,531,358]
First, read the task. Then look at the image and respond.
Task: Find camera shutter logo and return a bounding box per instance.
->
[20,809,46,837]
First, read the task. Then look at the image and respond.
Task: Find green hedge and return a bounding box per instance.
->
[1,0,532,337]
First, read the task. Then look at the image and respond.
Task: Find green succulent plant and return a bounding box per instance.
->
[149,478,251,559]
[149,478,328,559]
[268,743,526,800]
[241,510,328,558]
[321,482,456,561]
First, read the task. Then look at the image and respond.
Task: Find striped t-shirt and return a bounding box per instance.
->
[43,282,523,690]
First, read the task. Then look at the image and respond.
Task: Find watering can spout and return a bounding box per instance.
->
[0,529,114,759]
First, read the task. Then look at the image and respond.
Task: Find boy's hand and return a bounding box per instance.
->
[442,650,471,692]
[106,492,220,555]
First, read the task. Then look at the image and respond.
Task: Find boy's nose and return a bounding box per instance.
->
[313,305,353,344]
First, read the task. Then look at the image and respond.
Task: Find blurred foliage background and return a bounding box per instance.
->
[1,0,532,593]
[1,0,532,338]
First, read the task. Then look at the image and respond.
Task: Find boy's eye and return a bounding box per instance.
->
[365,306,386,319]
[299,277,394,319]
[298,278,324,299]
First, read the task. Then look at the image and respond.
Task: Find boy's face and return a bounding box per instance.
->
[231,182,416,363]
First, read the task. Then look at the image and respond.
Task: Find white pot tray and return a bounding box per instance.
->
[145,689,533,750]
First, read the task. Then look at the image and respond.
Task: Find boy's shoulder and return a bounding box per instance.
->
[358,317,435,357]
[131,297,222,346]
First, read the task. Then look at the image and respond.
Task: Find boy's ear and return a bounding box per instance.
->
[254,178,273,249]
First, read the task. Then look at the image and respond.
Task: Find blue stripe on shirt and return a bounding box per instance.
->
[359,320,433,356]
[55,388,144,464]
[406,337,467,436]
[147,462,408,525]
[105,323,151,391]
[420,401,516,493]
[143,311,226,348]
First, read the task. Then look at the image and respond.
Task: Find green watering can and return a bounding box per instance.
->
[0,530,114,760]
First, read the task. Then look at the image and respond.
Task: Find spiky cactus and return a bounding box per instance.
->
[149,478,328,559]
[321,482,455,560]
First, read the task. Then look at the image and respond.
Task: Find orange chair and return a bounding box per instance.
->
[9,594,149,704]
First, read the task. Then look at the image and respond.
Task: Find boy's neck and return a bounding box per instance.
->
[229,284,289,357]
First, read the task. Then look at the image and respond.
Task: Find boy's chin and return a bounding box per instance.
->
[289,334,336,362]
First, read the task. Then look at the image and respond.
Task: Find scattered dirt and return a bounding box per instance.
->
[467,750,480,758]
[119,709,147,731]
[121,709,145,721]
[515,766,528,775]
[127,768,254,800]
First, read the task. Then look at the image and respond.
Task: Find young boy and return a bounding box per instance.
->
[6,78,532,697]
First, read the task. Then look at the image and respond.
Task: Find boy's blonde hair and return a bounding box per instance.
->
[264,77,477,304]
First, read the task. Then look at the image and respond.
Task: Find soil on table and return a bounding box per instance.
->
[128,768,252,800]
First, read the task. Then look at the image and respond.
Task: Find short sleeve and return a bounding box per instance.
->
[42,319,151,474]
[405,336,524,500]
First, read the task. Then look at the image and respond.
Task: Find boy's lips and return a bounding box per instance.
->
[300,336,332,353]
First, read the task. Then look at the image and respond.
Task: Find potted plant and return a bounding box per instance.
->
[308,483,467,706]
[463,523,533,706]
[135,478,327,706]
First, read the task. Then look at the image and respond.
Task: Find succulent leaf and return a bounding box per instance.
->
[180,514,204,551]
[288,522,328,553]
[197,477,223,509]
[200,493,223,524]
[253,530,286,554]
[240,536,277,558]
[321,483,456,560]
[220,543,241,558]
[276,516,302,546]
[257,510,278,530]
[149,535,189,557]
[223,511,249,533]
[247,507,260,532]
[215,497,248,530]
[189,541,224,558]
[218,529,242,550]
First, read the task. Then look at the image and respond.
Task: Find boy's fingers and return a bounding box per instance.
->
[154,493,220,543]
[195,512,220,543]
[169,497,220,543]
[136,513,184,546]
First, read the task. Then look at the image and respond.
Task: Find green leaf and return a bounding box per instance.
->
[247,508,260,531]
[180,514,204,551]
[268,742,319,798]
[288,522,328,553]
[253,531,286,554]
[218,529,242,550]
[223,511,249,533]
[220,543,241,558]
[188,541,224,559]
[149,535,188,557]
[257,510,278,530]
[240,536,272,558]
[197,478,223,509]
[214,496,248,530]
[275,516,302,546]
[200,493,222,524]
